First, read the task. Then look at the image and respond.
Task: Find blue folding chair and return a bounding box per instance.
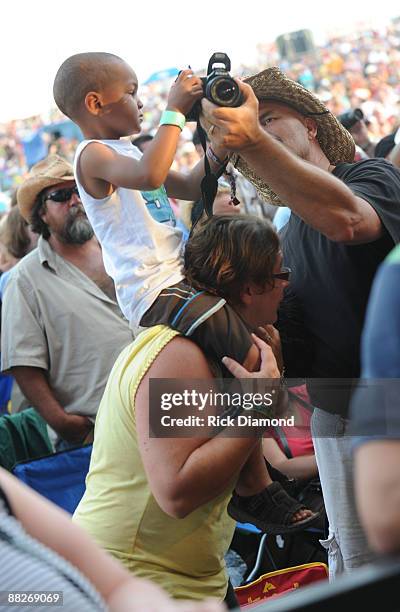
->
[13,444,92,514]
[0,373,13,415]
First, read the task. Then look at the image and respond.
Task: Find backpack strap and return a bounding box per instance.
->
[273,425,293,459]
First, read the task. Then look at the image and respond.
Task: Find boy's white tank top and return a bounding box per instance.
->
[74,139,184,330]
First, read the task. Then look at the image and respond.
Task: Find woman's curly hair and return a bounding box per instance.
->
[184,214,280,305]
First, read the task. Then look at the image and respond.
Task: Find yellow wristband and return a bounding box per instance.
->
[159,110,186,131]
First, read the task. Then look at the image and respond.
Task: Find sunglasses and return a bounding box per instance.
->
[272,266,291,282]
[43,186,80,203]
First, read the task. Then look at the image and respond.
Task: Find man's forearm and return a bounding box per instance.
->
[241,134,363,241]
[11,366,91,442]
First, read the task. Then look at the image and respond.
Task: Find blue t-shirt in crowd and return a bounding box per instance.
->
[350,244,400,442]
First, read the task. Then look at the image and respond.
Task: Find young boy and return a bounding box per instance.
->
[53,52,317,532]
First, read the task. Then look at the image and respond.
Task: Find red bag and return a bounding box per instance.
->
[235,562,328,608]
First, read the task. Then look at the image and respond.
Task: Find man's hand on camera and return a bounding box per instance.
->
[167,69,203,116]
[201,80,263,152]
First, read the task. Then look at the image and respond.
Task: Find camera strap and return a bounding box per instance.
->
[196,120,218,218]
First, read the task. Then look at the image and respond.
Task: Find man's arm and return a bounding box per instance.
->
[201,82,382,244]
[11,366,93,444]
[135,335,278,518]
[2,277,92,444]
[241,142,381,243]
[355,440,400,555]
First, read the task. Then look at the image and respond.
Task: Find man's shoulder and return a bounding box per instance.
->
[336,157,394,170]
[334,157,400,182]
[4,246,54,299]
[7,248,41,282]
[334,158,400,239]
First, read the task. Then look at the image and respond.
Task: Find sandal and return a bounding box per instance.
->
[227,481,321,535]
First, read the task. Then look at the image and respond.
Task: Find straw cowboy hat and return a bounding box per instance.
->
[18,155,75,221]
[231,67,355,206]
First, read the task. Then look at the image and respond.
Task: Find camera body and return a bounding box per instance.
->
[186,52,243,122]
[338,108,364,131]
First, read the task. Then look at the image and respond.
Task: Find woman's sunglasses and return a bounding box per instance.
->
[272,266,291,282]
[43,186,80,204]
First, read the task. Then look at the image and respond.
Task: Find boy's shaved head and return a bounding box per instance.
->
[53,52,125,120]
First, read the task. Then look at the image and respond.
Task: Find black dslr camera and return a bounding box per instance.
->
[337,108,364,131]
[186,52,243,122]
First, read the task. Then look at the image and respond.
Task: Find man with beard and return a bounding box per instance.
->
[1,156,133,448]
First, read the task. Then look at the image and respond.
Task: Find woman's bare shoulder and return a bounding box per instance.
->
[147,335,214,379]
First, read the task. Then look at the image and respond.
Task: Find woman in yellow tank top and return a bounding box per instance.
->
[74,216,285,607]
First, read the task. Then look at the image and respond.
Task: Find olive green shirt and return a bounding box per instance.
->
[1,236,133,420]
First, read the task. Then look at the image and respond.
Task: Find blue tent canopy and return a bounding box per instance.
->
[42,119,83,141]
[143,67,179,85]
[21,120,83,168]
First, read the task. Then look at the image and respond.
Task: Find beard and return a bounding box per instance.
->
[60,207,94,244]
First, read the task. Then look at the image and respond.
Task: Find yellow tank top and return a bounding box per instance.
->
[73,325,235,601]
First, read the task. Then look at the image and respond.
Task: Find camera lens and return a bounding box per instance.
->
[338,108,364,130]
[209,77,241,106]
[353,108,364,121]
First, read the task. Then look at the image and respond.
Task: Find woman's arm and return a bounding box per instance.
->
[0,468,223,612]
[135,335,279,518]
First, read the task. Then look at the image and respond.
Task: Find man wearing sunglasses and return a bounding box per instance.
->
[1,155,133,449]
[39,184,91,244]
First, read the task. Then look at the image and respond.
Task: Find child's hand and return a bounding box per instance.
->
[166,69,203,116]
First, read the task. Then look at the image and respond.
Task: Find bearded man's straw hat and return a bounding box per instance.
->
[18,155,75,221]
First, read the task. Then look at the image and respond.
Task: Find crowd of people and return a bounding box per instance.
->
[1,17,400,199]
[0,14,400,612]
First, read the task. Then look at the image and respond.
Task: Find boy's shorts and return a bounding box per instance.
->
[139,280,253,367]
